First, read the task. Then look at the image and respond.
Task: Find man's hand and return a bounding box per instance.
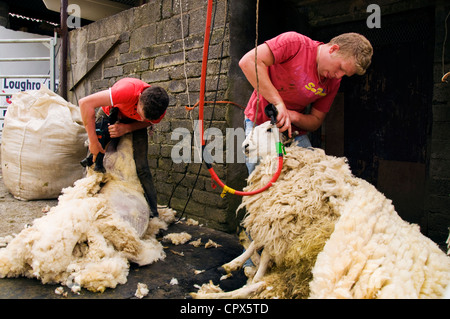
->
[89,139,105,161]
[274,102,292,138]
[108,123,130,138]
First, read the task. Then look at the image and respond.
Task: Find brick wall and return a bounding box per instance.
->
[68,0,250,232]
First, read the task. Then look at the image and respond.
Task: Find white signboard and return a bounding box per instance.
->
[0,26,60,142]
[0,78,53,140]
[1,77,52,105]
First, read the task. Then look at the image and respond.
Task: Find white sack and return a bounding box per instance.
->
[1,87,87,200]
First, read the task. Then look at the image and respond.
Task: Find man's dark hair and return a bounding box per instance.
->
[140,86,169,121]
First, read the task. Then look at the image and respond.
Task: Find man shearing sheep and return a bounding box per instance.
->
[79,77,169,218]
[239,31,373,174]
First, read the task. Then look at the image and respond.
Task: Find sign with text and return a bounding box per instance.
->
[0,77,51,106]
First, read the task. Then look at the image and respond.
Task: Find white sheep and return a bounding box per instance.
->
[242,121,280,164]
[241,120,298,166]
[191,122,450,299]
[0,134,176,293]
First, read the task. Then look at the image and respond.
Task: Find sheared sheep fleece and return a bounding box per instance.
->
[0,135,176,293]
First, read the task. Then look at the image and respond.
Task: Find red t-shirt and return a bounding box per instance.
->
[102,78,154,122]
[244,32,341,134]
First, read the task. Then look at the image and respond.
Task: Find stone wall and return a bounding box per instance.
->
[67,0,450,245]
[68,0,250,232]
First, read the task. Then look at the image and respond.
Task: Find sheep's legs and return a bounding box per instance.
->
[192,242,270,299]
[252,249,270,283]
[191,281,266,299]
[222,241,257,273]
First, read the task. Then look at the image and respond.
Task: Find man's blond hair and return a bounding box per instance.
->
[330,33,373,75]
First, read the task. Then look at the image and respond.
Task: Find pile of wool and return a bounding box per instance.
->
[0,134,176,293]
[194,146,450,299]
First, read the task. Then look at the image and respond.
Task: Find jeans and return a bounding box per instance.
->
[243,118,312,175]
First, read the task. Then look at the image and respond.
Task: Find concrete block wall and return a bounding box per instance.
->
[68,0,248,232]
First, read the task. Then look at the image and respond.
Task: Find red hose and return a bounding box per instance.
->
[198,0,214,146]
[198,0,282,197]
[208,156,283,197]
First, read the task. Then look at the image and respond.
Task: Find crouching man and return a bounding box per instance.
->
[79,77,169,218]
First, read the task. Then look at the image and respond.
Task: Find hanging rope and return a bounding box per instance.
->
[169,0,283,204]
[179,0,192,106]
[167,0,227,220]
[442,10,450,83]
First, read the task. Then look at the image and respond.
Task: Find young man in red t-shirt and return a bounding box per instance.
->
[79,77,169,217]
[240,32,373,173]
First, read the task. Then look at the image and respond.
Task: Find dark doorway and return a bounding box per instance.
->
[314,8,434,229]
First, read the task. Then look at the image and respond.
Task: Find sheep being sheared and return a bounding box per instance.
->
[242,121,296,165]
[191,121,450,299]
[0,134,176,293]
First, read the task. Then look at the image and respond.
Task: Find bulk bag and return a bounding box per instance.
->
[1,87,87,200]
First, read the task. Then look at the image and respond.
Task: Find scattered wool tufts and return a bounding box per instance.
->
[163,232,192,245]
[193,144,450,299]
[170,250,184,257]
[54,286,65,295]
[0,135,176,293]
[205,239,222,249]
[189,238,203,247]
[135,283,149,299]
[190,280,266,299]
[192,281,223,296]
[185,218,199,226]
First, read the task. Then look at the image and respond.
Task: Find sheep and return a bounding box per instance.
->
[242,121,280,164]
[242,120,297,164]
[191,122,450,299]
[0,134,176,293]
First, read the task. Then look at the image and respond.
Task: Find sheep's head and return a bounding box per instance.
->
[242,121,300,162]
[242,121,279,161]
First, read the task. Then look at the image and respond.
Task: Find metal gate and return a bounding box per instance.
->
[0,34,57,142]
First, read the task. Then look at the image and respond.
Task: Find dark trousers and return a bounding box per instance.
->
[132,126,158,217]
[95,110,158,217]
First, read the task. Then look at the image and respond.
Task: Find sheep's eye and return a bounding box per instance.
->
[266,128,272,132]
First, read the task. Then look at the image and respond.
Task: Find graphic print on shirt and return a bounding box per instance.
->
[304,82,327,96]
